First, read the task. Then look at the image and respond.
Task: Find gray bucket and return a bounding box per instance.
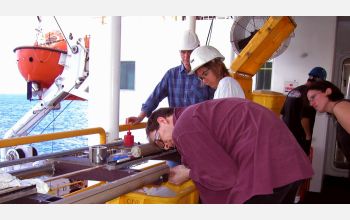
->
[89,146,108,165]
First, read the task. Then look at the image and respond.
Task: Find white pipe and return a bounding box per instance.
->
[88,17,112,145]
[187,16,196,32]
[88,16,121,145]
[230,16,239,63]
[109,16,121,142]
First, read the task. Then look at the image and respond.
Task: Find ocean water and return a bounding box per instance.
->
[0,94,88,155]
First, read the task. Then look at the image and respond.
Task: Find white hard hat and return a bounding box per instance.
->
[189,45,225,74]
[179,30,200,51]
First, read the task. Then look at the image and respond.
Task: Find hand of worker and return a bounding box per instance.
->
[169,165,190,185]
[126,116,142,125]
[126,112,147,125]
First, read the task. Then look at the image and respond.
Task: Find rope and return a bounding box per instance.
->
[53,16,73,53]
[39,100,74,135]
[205,17,214,46]
[27,83,77,136]
[49,108,55,153]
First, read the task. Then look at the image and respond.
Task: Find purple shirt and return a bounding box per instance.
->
[173,98,313,204]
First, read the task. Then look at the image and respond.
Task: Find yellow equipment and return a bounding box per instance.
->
[230,16,296,114]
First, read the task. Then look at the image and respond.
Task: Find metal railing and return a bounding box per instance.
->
[119,122,146,132]
[0,127,106,149]
[0,123,146,149]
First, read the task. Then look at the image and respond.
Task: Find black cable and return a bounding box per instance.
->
[53,16,73,53]
[206,17,214,46]
[27,82,77,136]
[39,99,74,135]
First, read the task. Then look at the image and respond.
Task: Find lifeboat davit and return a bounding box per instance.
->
[14,31,68,90]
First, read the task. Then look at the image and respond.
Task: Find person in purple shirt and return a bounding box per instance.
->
[146,98,314,204]
[126,30,214,125]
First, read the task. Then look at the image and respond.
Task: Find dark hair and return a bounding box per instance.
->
[307,80,344,101]
[146,108,175,137]
[306,76,325,84]
[202,58,229,78]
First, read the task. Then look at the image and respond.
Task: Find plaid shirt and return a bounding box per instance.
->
[142,64,215,117]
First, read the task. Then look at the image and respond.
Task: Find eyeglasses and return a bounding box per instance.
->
[197,69,210,81]
[154,129,165,149]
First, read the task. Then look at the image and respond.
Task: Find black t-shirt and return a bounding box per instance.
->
[280,85,316,141]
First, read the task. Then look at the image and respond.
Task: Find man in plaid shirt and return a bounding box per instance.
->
[127,30,214,125]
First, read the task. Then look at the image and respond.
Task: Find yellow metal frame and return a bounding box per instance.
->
[119,122,146,132]
[232,72,253,100]
[231,16,296,76]
[0,127,107,149]
[0,123,146,149]
[230,16,296,101]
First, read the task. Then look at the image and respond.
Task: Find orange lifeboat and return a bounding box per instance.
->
[14,31,68,90]
[14,31,90,101]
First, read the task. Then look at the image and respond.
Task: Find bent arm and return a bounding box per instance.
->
[141,75,169,117]
[169,165,190,185]
[301,117,312,140]
[333,101,350,134]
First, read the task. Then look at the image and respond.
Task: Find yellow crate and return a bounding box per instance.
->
[252,90,286,116]
[106,180,199,204]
